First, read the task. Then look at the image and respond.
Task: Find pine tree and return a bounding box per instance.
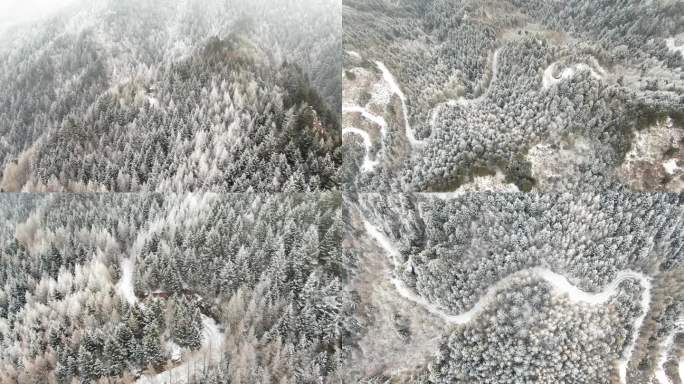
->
[77,344,101,381]
[142,322,165,369]
[103,336,126,376]
[171,297,202,350]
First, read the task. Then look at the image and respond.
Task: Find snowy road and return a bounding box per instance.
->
[375,61,423,148]
[342,105,388,138]
[542,60,604,89]
[347,49,498,161]
[137,315,225,384]
[343,127,379,172]
[342,104,389,173]
[654,319,684,384]
[117,257,137,305]
[361,212,652,384]
[375,48,501,148]
[116,256,226,384]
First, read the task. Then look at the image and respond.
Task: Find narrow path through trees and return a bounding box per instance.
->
[361,208,653,384]
[117,257,226,384]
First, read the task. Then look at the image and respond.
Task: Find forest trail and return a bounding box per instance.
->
[360,208,653,384]
[342,127,379,172]
[342,105,388,137]
[346,206,444,381]
[137,315,225,384]
[117,255,226,384]
[375,48,501,149]
[428,48,501,130]
[654,319,684,384]
[375,61,424,149]
[117,257,138,305]
[344,49,500,168]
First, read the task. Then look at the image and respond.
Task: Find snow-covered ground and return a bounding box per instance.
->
[375,61,424,148]
[342,105,388,138]
[146,95,160,108]
[345,50,362,60]
[663,158,681,175]
[654,319,684,384]
[137,315,225,384]
[426,170,519,199]
[362,212,652,384]
[542,61,604,89]
[343,127,379,172]
[117,257,138,305]
[117,255,226,384]
[665,37,684,57]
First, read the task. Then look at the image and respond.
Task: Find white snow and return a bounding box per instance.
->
[665,37,684,57]
[343,127,379,172]
[166,341,183,362]
[429,48,500,132]
[426,170,519,198]
[346,50,362,60]
[654,319,684,384]
[362,213,652,384]
[542,61,604,89]
[117,258,137,305]
[118,253,225,384]
[375,61,424,148]
[343,105,388,138]
[137,315,225,383]
[663,158,681,175]
[590,56,608,78]
[200,315,224,357]
[146,95,160,108]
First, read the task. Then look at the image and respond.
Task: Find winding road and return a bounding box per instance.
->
[116,257,225,384]
[342,127,379,172]
[342,105,389,172]
[374,61,423,148]
[344,49,500,170]
[343,105,388,137]
[654,319,684,384]
[361,210,653,384]
[376,48,501,149]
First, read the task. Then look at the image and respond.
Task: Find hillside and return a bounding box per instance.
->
[0,0,341,192]
[343,0,684,192]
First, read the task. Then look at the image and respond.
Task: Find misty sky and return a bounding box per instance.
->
[0,0,78,30]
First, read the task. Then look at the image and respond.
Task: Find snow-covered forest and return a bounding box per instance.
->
[0,0,341,192]
[0,0,683,383]
[0,193,355,382]
[343,0,684,192]
[353,192,683,383]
